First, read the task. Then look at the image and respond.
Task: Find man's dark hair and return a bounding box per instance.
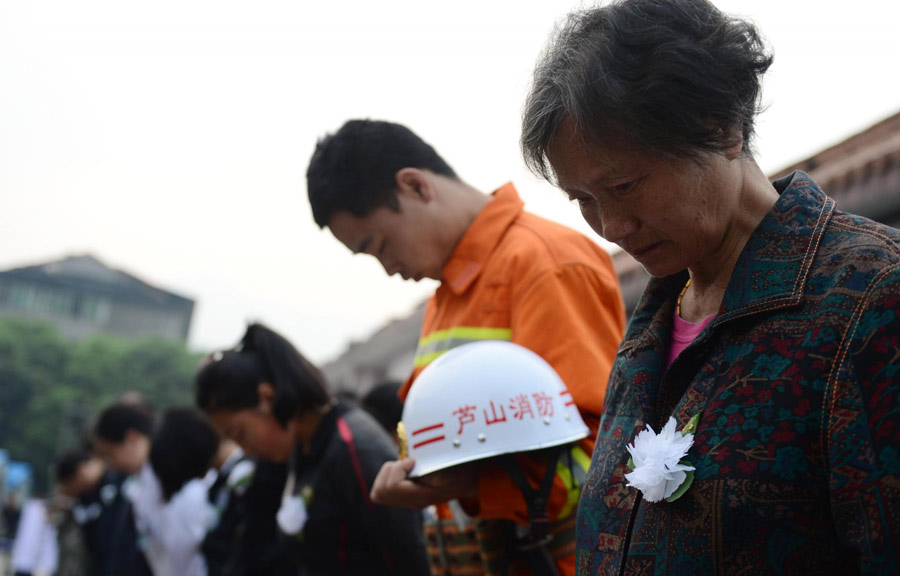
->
[149,407,221,501]
[195,322,331,427]
[521,0,773,181]
[306,119,458,228]
[93,403,155,444]
[55,449,91,483]
[360,382,403,436]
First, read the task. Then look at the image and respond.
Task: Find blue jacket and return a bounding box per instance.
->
[576,172,900,575]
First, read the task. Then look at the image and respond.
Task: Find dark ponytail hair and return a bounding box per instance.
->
[195,323,330,426]
[149,407,220,501]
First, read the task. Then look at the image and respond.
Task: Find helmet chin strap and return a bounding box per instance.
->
[497,445,566,576]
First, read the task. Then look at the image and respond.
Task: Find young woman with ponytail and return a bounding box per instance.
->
[195,323,429,576]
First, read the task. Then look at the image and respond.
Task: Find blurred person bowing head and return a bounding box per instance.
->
[93,402,214,576]
[54,449,145,576]
[150,406,293,576]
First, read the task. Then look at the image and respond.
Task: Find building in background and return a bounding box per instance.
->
[0,254,194,343]
[322,302,425,397]
[322,110,900,398]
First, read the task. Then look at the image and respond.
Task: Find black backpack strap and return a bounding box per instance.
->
[497,446,565,576]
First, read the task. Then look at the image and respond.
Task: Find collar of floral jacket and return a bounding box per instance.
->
[617,170,835,425]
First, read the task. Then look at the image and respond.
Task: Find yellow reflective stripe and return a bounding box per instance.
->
[556,445,591,519]
[414,350,448,367]
[413,327,512,368]
[556,462,579,519]
[571,446,591,480]
[418,326,512,347]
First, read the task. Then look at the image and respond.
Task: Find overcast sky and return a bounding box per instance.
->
[2,0,898,364]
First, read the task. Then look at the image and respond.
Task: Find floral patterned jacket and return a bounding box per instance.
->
[576,172,900,575]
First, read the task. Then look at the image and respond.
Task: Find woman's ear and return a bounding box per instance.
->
[257,382,276,415]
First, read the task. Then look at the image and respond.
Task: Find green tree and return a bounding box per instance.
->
[0,320,70,489]
[0,319,203,490]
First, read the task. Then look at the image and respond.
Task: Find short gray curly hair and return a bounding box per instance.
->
[521,0,773,183]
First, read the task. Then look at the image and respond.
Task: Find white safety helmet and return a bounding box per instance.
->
[401,341,589,478]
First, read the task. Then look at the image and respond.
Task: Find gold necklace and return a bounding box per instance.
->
[676,278,692,317]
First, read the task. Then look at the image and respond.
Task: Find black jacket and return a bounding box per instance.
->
[75,470,150,576]
[280,403,429,576]
[203,457,294,576]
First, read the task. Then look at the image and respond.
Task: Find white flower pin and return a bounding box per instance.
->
[277,494,309,536]
[625,414,699,503]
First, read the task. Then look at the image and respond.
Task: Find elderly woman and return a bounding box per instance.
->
[521,0,900,574]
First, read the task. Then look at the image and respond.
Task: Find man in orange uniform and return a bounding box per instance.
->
[306,119,625,576]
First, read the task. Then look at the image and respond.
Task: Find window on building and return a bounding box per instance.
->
[73,295,111,323]
[5,283,36,310]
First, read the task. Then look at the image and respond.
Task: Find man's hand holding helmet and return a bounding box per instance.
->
[370,458,478,509]
[371,342,589,511]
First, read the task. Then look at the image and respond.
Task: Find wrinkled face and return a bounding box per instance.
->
[93,432,148,476]
[327,193,445,282]
[546,120,742,278]
[208,407,296,463]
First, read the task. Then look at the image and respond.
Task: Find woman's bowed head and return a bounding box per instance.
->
[521,0,778,310]
[625,416,697,503]
[194,323,331,462]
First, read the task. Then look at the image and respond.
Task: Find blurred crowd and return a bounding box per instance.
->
[3,374,409,576]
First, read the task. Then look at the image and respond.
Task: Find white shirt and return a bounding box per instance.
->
[124,465,216,576]
[10,498,58,575]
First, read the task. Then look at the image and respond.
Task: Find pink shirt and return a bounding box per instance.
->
[666,311,715,367]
